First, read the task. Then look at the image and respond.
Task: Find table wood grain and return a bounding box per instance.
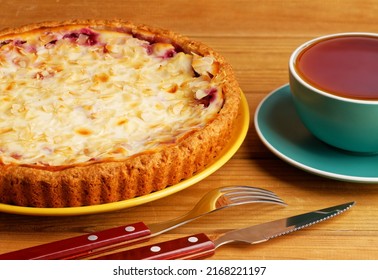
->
[1,0,378,260]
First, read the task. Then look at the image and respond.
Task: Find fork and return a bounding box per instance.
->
[0,185,286,260]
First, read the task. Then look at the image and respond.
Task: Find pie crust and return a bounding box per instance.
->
[0,19,241,207]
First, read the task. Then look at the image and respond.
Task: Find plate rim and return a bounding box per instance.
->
[0,92,250,216]
[255,83,378,183]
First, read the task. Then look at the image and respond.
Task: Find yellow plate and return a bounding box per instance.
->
[0,93,249,216]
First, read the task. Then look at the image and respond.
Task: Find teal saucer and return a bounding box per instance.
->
[255,84,378,183]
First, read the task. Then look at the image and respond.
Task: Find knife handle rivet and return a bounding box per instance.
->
[125,226,135,232]
[87,235,98,241]
[188,237,199,243]
[150,246,161,253]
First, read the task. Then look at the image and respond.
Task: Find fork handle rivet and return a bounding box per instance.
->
[87,235,98,241]
[150,246,161,253]
[125,226,135,232]
[188,236,199,243]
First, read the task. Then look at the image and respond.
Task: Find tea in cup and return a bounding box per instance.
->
[289,33,378,153]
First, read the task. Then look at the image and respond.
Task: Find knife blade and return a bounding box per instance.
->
[94,201,355,260]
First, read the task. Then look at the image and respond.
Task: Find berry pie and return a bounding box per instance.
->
[0,20,241,207]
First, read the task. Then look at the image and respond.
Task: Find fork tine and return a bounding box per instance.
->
[220,186,283,200]
[220,185,278,196]
[227,195,286,206]
[220,185,274,191]
[224,191,283,202]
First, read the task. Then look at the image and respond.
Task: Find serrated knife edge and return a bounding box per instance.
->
[213,201,355,248]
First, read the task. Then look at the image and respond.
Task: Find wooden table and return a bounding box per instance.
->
[0,0,378,260]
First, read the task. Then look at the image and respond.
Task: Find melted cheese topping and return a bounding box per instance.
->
[0,27,223,166]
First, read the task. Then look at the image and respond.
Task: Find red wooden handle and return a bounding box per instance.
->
[94,233,215,260]
[0,222,151,260]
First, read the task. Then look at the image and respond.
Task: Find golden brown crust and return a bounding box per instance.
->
[0,19,241,208]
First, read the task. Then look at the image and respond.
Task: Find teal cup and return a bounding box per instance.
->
[289,33,378,154]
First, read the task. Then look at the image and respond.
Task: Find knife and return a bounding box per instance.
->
[94,201,355,260]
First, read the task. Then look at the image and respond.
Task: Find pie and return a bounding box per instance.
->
[0,19,241,208]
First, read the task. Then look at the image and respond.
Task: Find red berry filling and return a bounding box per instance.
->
[197,88,218,108]
[62,28,99,46]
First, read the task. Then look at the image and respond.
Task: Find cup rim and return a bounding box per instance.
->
[289,32,378,104]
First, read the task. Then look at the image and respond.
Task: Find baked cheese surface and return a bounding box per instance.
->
[0,27,223,166]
